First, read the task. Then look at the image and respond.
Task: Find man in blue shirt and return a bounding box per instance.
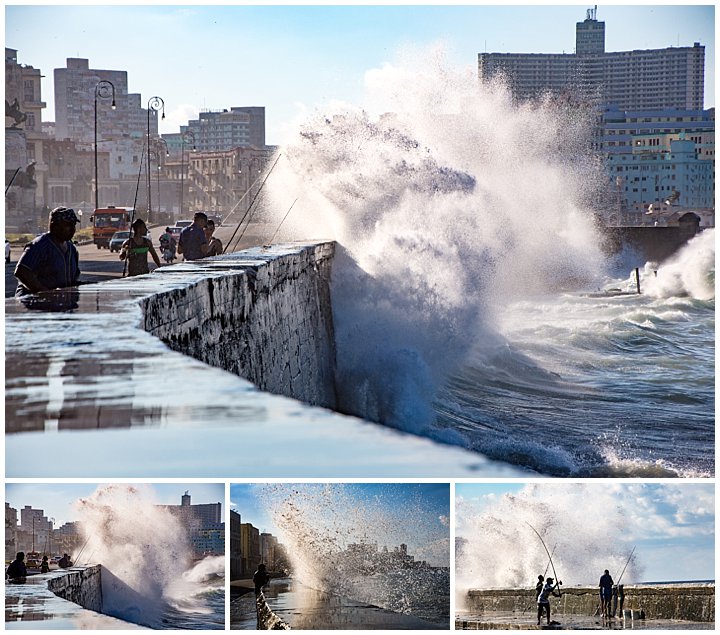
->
[178,212,209,260]
[14,207,81,296]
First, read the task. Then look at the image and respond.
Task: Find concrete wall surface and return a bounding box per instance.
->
[141,242,337,409]
[47,566,103,613]
[465,584,715,622]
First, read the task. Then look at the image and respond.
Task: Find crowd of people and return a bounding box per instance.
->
[13,208,227,297]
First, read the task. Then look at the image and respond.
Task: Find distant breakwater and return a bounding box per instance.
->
[602,214,704,266]
[464,584,715,622]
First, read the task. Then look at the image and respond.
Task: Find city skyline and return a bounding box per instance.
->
[231,482,450,566]
[5,3,715,146]
[5,483,224,527]
[456,483,715,584]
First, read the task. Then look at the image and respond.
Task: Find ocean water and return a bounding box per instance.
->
[74,485,225,629]
[262,47,714,478]
[435,230,715,477]
[257,484,450,624]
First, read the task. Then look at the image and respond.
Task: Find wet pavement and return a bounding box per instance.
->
[5,243,525,478]
[231,579,446,630]
[5,569,141,630]
[455,611,714,630]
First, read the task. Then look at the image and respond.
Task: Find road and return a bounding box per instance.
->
[5,221,277,298]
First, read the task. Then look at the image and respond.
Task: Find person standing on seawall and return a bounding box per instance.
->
[599,569,614,619]
[14,207,81,296]
[178,212,209,260]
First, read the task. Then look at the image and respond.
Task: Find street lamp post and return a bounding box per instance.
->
[180,130,196,217]
[146,96,165,222]
[94,80,116,211]
[154,138,169,219]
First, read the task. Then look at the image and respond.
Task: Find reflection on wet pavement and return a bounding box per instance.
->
[231,579,444,630]
[5,570,141,629]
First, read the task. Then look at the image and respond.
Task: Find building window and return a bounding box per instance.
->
[23,80,35,102]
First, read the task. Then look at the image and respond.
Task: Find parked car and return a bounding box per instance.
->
[109,231,131,253]
[110,229,152,252]
[175,220,192,229]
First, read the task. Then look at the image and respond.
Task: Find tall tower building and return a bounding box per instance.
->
[478,11,705,111]
[53,58,154,143]
[575,6,605,55]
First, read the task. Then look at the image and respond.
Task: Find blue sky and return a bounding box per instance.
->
[456,482,715,583]
[5,483,225,526]
[5,3,714,145]
[231,482,450,553]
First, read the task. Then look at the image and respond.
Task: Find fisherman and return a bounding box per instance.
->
[537,576,560,626]
[204,219,223,256]
[614,584,625,616]
[14,207,81,296]
[177,212,209,261]
[253,563,271,595]
[58,554,73,569]
[599,569,614,618]
[535,574,545,600]
[6,552,27,582]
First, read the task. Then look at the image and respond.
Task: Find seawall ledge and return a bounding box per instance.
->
[5,241,524,478]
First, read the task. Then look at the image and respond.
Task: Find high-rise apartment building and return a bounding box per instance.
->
[180,107,265,152]
[53,58,155,143]
[478,10,705,111]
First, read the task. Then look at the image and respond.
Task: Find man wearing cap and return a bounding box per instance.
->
[177,212,209,261]
[14,206,81,296]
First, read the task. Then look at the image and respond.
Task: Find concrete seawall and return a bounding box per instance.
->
[465,584,715,622]
[47,566,103,613]
[6,242,522,478]
[141,242,337,408]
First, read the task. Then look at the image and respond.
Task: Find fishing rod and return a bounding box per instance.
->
[522,542,559,614]
[223,153,283,254]
[72,534,92,566]
[266,198,298,247]
[544,543,558,578]
[615,546,636,586]
[526,521,562,594]
[123,143,146,277]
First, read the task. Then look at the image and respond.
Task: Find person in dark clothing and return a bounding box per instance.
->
[599,569,614,618]
[58,554,73,569]
[204,219,223,256]
[41,555,50,573]
[178,212,209,261]
[14,207,81,296]
[253,563,271,594]
[535,574,545,598]
[6,552,27,582]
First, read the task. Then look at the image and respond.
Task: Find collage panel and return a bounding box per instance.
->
[454,482,715,631]
[229,482,450,630]
[5,482,225,630]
